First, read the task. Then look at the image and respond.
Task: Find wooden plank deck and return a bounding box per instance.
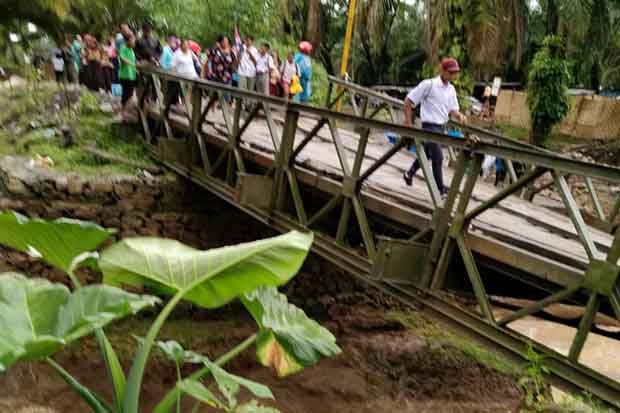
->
[161,102,614,286]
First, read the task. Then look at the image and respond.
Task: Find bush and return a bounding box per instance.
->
[527,36,571,147]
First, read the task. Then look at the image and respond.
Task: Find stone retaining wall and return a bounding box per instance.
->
[0,155,270,283]
[0,155,375,309]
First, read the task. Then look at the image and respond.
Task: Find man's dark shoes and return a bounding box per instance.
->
[403,171,412,186]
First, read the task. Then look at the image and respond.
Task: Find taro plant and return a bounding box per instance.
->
[0,211,340,413]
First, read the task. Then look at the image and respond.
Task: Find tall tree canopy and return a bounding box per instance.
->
[2,0,620,91]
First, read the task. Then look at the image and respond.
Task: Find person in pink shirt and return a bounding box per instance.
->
[105,36,118,84]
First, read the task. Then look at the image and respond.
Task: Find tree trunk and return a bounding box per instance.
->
[305,0,322,52]
[546,0,559,35]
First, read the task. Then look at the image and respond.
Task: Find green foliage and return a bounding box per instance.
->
[0,211,114,276]
[0,212,338,413]
[99,231,313,309]
[387,311,517,376]
[0,272,159,371]
[242,287,341,377]
[78,91,102,115]
[526,35,571,147]
[143,0,282,46]
[0,84,155,176]
[179,357,275,412]
[518,344,550,411]
[558,391,617,413]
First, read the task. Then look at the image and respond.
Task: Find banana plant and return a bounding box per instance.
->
[0,211,341,413]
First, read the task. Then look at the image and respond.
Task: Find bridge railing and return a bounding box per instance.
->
[327,75,620,233]
[136,66,620,407]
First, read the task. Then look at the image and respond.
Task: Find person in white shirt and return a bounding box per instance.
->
[52,48,65,83]
[255,43,274,95]
[403,57,468,195]
[237,36,258,93]
[165,40,198,116]
[172,40,198,79]
[280,53,299,99]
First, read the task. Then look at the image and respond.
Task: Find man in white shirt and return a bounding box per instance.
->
[238,36,258,94]
[255,43,274,95]
[403,57,468,195]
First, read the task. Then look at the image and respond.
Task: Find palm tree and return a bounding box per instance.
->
[425,0,528,80]
[356,0,401,83]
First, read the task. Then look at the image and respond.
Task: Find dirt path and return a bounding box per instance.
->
[0,303,522,413]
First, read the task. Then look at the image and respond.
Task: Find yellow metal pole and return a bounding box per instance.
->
[336,0,357,111]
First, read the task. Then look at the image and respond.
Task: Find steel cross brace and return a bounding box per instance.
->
[427,153,496,322]
[419,151,468,289]
[136,75,154,143]
[554,172,600,261]
[152,74,173,139]
[609,195,620,226]
[325,117,377,258]
[568,226,620,362]
[270,109,307,224]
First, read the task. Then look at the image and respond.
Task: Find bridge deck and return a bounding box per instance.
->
[182,107,613,282]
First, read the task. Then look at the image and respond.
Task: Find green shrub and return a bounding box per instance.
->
[527,36,571,147]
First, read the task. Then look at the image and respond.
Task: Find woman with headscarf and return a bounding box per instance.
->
[294,41,313,103]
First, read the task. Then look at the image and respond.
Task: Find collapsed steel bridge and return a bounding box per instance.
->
[135,66,620,408]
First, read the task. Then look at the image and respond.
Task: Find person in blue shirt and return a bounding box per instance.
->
[293,41,313,103]
[160,35,178,70]
[71,35,82,76]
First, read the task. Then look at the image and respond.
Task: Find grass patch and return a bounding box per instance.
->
[0,81,155,176]
[386,310,517,376]
[496,123,590,147]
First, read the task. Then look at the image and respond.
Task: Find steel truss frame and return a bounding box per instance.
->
[136,66,620,408]
[327,75,620,232]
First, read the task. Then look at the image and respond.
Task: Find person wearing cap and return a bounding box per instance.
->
[402,57,468,196]
[293,41,313,103]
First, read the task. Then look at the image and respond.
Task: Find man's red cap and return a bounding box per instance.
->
[441,57,460,73]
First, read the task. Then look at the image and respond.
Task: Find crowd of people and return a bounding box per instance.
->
[49,22,480,195]
[51,23,314,114]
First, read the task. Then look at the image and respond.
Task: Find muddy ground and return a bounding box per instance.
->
[0,297,523,413]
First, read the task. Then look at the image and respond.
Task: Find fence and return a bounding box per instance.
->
[495,91,620,140]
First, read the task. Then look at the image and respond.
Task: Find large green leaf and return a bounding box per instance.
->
[177,378,224,408]
[0,211,115,273]
[0,273,159,371]
[99,231,313,309]
[203,357,274,406]
[178,359,274,411]
[241,287,341,377]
